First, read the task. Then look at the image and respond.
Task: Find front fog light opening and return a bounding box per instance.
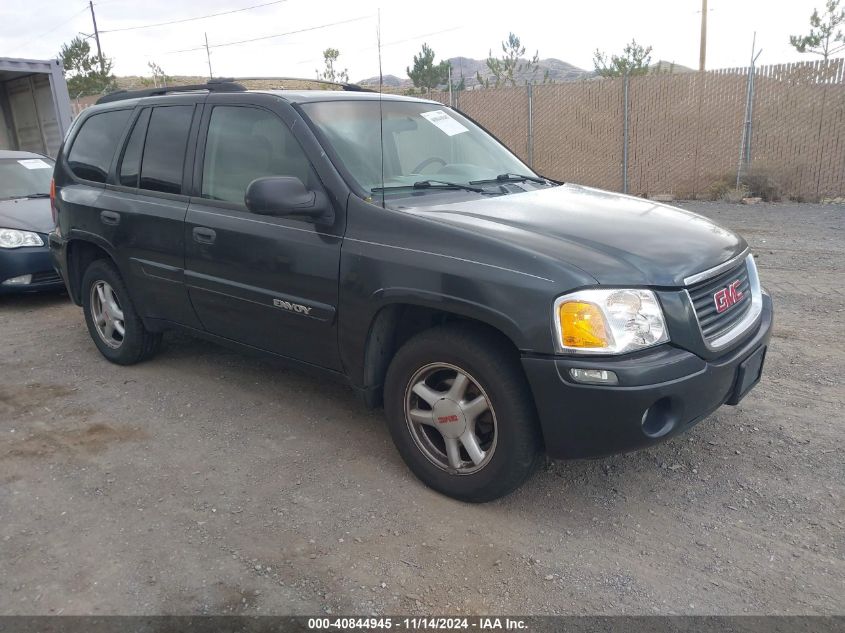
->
[569,368,619,385]
[641,397,676,438]
[2,274,33,286]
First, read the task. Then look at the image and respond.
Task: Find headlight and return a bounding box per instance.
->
[0,228,44,248]
[553,288,669,354]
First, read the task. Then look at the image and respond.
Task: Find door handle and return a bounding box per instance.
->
[192,227,216,245]
[100,210,120,226]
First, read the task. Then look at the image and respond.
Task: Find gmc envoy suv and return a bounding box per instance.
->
[49,80,773,501]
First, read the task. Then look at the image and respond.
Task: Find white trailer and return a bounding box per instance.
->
[0,57,73,157]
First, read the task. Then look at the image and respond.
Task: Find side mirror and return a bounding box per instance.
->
[245,176,332,221]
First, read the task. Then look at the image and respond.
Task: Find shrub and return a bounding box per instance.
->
[706,169,785,202]
[706,177,733,201]
[705,175,748,202]
[743,168,783,202]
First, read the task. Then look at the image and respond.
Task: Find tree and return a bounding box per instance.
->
[790,0,845,61]
[407,43,449,97]
[147,62,170,88]
[59,36,116,97]
[593,39,654,77]
[477,33,547,87]
[316,48,349,83]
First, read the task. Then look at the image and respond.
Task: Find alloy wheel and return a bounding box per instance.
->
[403,362,498,474]
[90,280,125,349]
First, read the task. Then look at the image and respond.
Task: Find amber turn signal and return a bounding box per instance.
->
[558,301,611,349]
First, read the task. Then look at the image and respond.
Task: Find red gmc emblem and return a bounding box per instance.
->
[714,280,744,313]
[437,414,459,424]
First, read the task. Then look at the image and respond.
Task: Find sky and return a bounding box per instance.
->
[0,0,835,81]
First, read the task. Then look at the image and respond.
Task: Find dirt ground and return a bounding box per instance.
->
[0,202,842,616]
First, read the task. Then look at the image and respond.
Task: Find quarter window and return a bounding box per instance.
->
[139,105,194,194]
[67,109,132,183]
[118,109,151,188]
[201,106,317,205]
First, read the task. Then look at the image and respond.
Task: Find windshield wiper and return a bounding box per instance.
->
[470,173,549,185]
[413,179,485,192]
[372,180,484,193]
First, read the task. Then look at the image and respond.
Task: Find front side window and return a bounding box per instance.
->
[139,105,194,194]
[67,109,132,183]
[201,105,317,205]
[299,100,536,195]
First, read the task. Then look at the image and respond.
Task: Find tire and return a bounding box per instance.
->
[81,259,161,365]
[384,324,542,502]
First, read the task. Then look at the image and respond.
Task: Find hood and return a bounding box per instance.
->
[405,184,746,286]
[0,197,54,234]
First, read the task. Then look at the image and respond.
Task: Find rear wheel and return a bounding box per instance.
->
[81,259,161,365]
[384,325,542,502]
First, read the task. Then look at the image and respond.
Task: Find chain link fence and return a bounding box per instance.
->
[433,59,845,201]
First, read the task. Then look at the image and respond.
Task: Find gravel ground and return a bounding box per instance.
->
[0,202,843,616]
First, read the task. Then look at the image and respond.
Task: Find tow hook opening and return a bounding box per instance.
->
[641,397,677,438]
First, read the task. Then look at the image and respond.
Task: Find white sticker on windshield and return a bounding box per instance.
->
[18,159,51,170]
[420,110,468,136]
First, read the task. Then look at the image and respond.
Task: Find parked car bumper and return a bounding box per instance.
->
[522,292,773,460]
[0,238,64,295]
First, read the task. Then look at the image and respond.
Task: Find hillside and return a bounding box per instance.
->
[359,56,593,89]
[114,76,348,91]
[101,58,694,101]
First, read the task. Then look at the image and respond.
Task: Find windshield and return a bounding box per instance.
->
[0,157,54,200]
[300,100,538,195]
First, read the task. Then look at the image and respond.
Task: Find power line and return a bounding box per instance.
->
[99,0,288,33]
[382,26,465,50]
[16,4,90,49]
[292,25,466,67]
[164,15,372,54]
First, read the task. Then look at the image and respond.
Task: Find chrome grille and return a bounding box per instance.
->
[688,260,751,340]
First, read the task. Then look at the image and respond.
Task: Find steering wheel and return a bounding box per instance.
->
[412,157,447,173]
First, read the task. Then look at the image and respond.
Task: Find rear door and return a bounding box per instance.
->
[97,99,202,327]
[183,96,343,370]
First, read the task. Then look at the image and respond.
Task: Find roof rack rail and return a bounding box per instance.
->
[231,76,375,92]
[95,78,246,105]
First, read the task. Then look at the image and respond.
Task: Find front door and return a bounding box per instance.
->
[183,101,342,370]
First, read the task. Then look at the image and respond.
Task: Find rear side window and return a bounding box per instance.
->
[67,109,132,183]
[139,105,194,195]
[118,108,151,188]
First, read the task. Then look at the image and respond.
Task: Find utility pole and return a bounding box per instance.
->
[699,0,707,71]
[204,33,213,79]
[88,0,105,74]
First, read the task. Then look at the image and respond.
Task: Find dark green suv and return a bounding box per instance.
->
[50,81,772,501]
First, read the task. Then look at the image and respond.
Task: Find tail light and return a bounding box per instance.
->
[50,178,57,225]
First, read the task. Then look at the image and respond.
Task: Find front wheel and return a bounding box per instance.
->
[384,325,542,502]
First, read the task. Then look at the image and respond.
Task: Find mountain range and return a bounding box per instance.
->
[359,57,693,89]
[359,56,594,89]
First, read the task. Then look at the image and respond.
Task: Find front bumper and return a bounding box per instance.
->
[0,240,64,295]
[522,293,773,459]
